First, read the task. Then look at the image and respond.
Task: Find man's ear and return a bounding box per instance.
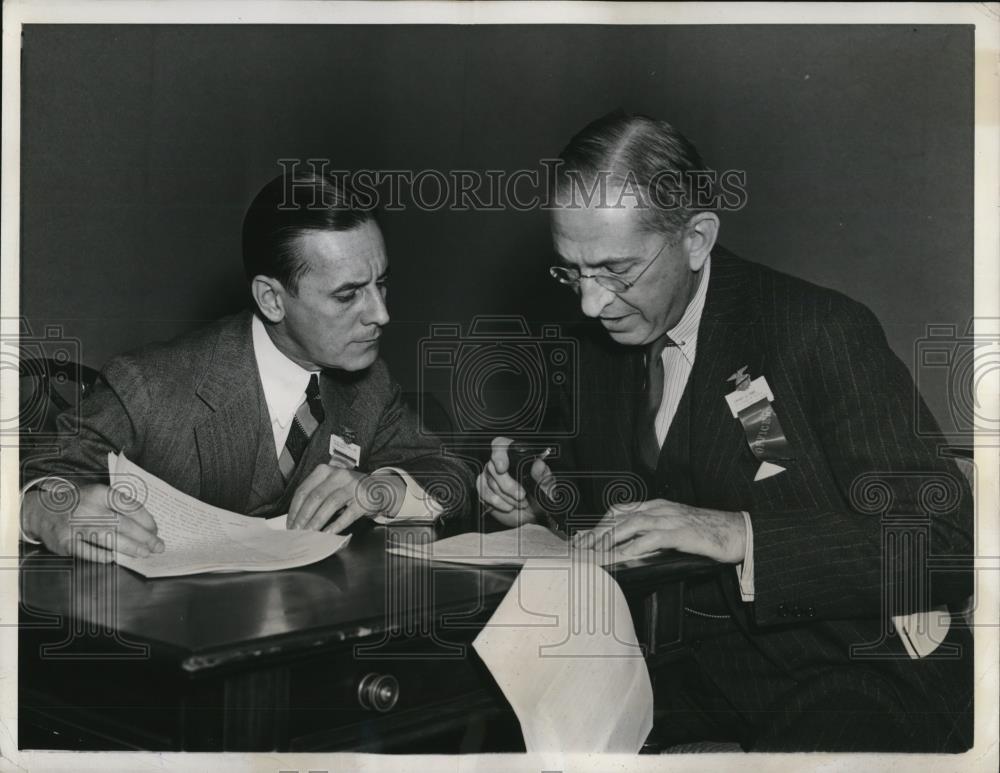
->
[684,212,720,272]
[251,275,287,323]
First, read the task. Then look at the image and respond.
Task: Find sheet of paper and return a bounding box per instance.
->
[399,523,570,564]
[266,514,287,530]
[108,453,349,578]
[473,558,653,752]
[387,523,656,567]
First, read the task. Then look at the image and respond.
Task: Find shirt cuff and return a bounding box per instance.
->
[734,510,754,602]
[19,476,73,544]
[370,467,444,524]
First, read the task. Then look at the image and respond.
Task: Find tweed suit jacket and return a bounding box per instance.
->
[555,249,973,747]
[25,310,475,522]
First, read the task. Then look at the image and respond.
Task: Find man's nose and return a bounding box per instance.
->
[363,286,390,327]
[579,278,615,318]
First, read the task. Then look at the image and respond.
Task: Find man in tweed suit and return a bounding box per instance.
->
[477,112,973,751]
[21,172,474,561]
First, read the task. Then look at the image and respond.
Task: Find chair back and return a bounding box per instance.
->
[18,356,99,457]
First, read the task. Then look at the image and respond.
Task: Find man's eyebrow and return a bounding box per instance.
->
[559,254,641,270]
[596,256,641,269]
[331,267,388,294]
[331,278,368,294]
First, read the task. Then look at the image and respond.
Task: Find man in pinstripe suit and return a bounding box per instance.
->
[477,111,973,751]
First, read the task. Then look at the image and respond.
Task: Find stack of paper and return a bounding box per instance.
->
[473,558,654,752]
[108,453,350,578]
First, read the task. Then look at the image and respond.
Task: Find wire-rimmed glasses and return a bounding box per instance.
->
[548,235,673,294]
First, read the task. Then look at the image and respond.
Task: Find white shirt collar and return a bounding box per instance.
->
[251,314,319,429]
[663,256,711,365]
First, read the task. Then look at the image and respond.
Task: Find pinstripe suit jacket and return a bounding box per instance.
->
[558,249,973,745]
[25,310,474,522]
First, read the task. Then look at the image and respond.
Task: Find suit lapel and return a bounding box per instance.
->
[317,369,363,466]
[193,311,265,513]
[660,250,766,624]
[246,375,285,516]
[685,249,765,501]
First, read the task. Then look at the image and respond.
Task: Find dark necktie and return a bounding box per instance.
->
[278,373,325,482]
[635,335,677,474]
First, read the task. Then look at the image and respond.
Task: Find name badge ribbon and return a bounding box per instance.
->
[725,367,793,481]
[329,427,361,469]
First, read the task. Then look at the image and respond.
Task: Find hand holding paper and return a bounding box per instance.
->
[21,478,164,564]
[108,453,350,577]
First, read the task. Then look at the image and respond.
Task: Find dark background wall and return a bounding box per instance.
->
[20,25,973,436]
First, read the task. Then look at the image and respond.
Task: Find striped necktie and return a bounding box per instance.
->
[635,335,678,474]
[278,373,325,482]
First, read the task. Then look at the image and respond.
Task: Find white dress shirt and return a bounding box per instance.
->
[252,314,321,454]
[251,315,442,522]
[645,259,756,601]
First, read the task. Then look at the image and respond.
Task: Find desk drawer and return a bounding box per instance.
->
[285,642,514,751]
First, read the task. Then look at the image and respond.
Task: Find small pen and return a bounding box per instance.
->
[507,443,555,501]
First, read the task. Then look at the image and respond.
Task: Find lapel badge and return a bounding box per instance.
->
[724,366,794,480]
[727,365,751,390]
[329,426,361,469]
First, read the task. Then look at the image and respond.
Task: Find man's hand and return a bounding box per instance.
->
[573,499,747,564]
[476,436,553,528]
[22,482,163,563]
[287,465,406,533]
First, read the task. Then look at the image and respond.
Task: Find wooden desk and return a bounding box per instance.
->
[19,526,720,752]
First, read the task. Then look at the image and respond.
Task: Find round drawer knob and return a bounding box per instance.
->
[357,672,400,712]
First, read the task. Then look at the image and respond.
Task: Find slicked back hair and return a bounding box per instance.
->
[242,171,377,294]
[555,110,712,234]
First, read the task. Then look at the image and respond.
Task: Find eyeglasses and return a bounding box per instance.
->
[548,235,674,294]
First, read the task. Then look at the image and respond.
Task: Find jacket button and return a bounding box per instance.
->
[806,606,816,617]
[777,603,787,617]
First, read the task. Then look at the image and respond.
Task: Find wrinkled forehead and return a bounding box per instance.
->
[292,222,387,282]
[550,198,652,267]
